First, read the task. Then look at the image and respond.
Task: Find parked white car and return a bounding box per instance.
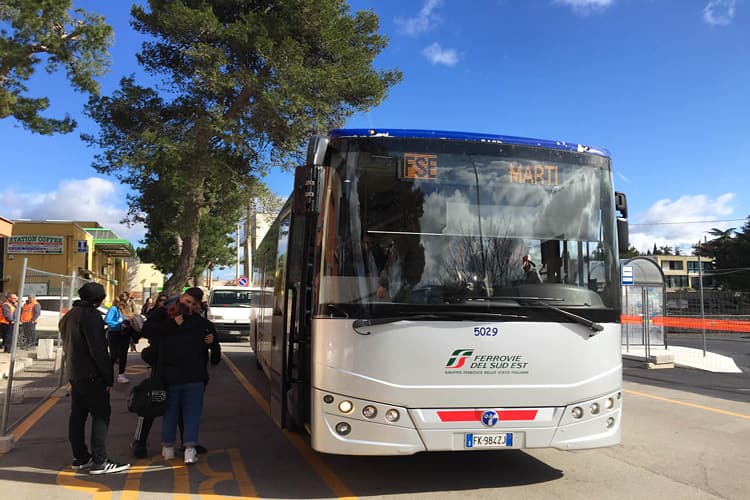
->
[206,286,261,341]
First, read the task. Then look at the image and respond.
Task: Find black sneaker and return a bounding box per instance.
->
[71,456,93,470]
[131,441,148,459]
[89,459,130,475]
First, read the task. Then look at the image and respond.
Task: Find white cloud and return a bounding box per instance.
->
[628,193,738,254]
[554,0,614,15]
[703,0,737,26]
[2,177,145,245]
[423,42,459,66]
[395,0,443,36]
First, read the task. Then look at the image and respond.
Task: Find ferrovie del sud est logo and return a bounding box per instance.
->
[445,349,530,375]
[445,349,475,369]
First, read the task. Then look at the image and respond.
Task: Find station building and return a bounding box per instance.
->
[0,220,134,303]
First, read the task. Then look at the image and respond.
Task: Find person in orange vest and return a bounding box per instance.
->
[1,292,19,353]
[21,294,41,348]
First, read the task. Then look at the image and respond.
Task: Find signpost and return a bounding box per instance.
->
[621,265,634,286]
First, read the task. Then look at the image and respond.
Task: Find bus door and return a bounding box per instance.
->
[270,164,319,430]
[269,212,291,428]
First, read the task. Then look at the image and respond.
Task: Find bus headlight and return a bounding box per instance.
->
[604,397,615,410]
[606,417,615,428]
[589,402,600,415]
[338,400,354,414]
[571,406,583,419]
[323,394,334,404]
[385,409,400,422]
[362,405,377,419]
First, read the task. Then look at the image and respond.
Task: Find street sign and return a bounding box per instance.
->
[77,240,88,253]
[621,265,634,285]
[237,276,249,287]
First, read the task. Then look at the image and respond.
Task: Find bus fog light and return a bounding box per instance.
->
[362,405,377,419]
[338,400,354,414]
[335,422,351,435]
[590,402,600,415]
[606,417,615,428]
[385,409,400,422]
[604,397,614,410]
[323,394,334,404]
[571,407,583,419]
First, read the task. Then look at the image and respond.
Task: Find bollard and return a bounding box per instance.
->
[37,339,55,360]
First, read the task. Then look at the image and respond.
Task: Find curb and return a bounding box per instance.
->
[0,356,34,380]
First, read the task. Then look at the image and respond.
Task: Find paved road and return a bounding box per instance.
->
[0,343,747,499]
[624,333,750,403]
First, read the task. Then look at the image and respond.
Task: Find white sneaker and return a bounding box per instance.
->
[162,446,175,460]
[184,447,198,464]
[117,374,130,383]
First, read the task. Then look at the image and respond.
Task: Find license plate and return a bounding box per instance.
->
[465,432,513,449]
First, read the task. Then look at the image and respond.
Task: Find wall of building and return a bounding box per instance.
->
[1,221,130,301]
[128,262,165,303]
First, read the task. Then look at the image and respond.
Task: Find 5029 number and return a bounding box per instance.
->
[473,326,498,336]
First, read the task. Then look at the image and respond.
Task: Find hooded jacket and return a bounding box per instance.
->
[59,299,114,385]
[141,305,210,386]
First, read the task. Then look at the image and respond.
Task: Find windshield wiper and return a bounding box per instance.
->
[514,296,603,335]
[352,311,527,335]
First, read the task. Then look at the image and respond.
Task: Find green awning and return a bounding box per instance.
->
[84,228,135,257]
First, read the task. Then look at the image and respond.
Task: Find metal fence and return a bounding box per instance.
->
[666,289,750,317]
[1,259,93,441]
[622,284,750,368]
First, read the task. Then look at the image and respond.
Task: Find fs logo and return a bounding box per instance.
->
[481,410,498,427]
[446,349,474,369]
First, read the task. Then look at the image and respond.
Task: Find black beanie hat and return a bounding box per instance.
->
[78,282,106,302]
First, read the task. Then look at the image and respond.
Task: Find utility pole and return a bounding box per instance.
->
[235,224,241,283]
[698,256,706,357]
[243,201,253,281]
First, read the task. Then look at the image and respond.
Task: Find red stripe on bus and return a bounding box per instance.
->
[437,410,539,422]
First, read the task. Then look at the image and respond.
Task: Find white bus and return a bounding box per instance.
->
[253,129,628,455]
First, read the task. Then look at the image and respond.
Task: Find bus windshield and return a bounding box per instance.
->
[316,136,619,315]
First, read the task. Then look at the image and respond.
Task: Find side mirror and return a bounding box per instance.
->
[614,191,629,253]
[306,134,329,166]
[617,218,629,254]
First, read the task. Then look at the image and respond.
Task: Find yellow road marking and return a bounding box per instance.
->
[11,394,61,442]
[222,353,357,500]
[56,469,112,500]
[228,448,258,499]
[222,353,269,414]
[624,388,750,420]
[172,457,191,500]
[121,459,149,500]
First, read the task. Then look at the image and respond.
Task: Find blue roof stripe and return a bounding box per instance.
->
[328,128,610,158]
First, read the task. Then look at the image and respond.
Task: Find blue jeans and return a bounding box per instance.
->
[161,382,204,447]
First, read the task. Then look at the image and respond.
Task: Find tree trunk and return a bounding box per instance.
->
[163,181,204,295]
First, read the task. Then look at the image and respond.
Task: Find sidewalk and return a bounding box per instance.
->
[0,350,36,380]
[621,344,742,373]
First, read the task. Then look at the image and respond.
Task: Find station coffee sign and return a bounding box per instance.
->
[7,235,64,254]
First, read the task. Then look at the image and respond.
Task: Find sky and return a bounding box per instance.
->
[1,0,749,267]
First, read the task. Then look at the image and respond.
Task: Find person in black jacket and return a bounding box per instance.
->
[138,287,215,464]
[59,282,130,475]
[130,292,218,459]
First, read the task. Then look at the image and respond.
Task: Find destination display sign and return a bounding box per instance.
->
[402,153,438,180]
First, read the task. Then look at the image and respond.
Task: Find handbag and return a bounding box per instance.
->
[127,340,168,417]
[127,375,168,417]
